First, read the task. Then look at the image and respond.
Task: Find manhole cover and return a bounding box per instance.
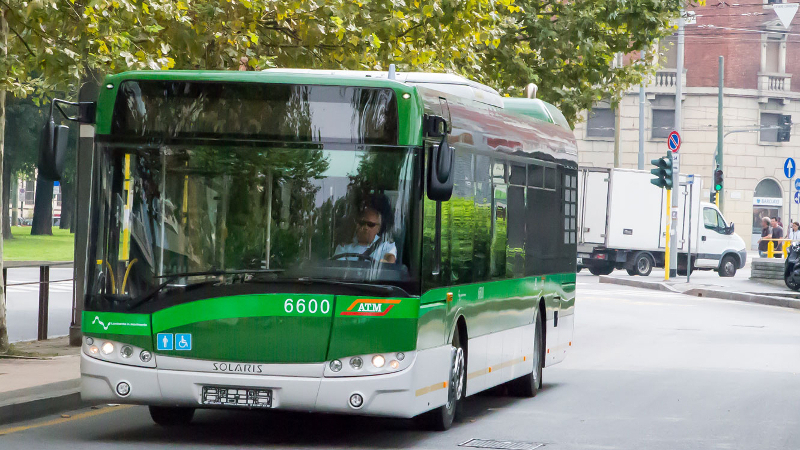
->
[459,438,544,450]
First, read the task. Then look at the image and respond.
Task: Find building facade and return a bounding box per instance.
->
[575,1,800,249]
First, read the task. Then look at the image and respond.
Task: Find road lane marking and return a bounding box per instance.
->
[0,405,132,436]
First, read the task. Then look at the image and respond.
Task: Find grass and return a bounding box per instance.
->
[3,227,75,262]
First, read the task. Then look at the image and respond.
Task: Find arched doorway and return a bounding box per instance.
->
[752,178,783,249]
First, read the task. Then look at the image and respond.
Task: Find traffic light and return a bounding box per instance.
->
[778,115,792,142]
[650,152,674,189]
[710,191,717,204]
[713,168,723,191]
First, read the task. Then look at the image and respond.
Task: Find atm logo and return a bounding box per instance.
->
[340,299,402,317]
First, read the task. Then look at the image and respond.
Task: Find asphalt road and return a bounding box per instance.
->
[5,267,74,342]
[3,273,800,449]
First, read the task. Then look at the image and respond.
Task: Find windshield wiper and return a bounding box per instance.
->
[294,277,401,296]
[127,269,284,310]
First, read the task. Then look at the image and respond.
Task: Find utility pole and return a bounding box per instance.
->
[639,49,646,170]
[614,105,621,168]
[671,12,684,279]
[717,56,724,212]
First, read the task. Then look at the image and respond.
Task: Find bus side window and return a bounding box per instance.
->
[507,163,526,277]
[450,149,474,285]
[492,175,508,279]
[473,154,492,282]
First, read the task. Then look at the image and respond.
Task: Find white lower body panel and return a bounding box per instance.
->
[81,344,452,419]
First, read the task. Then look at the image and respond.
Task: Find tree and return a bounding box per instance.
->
[0,0,695,348]
[3,98,44,238]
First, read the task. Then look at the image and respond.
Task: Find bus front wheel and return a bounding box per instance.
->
[509,305,544,397]
[416,328,466,431]
[148,406,195,426]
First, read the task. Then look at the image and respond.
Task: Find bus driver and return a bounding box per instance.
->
[333,195,397,263]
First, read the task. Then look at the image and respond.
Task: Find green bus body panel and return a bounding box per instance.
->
[419,273,576,348]
[326,296,420,360]
[152,294,334,363]
[158,316,333,362]
[95,71,424,147]
[82,311,151,335]
[81,311,153,350]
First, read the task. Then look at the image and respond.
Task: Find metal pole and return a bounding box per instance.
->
[614,105,621,168]
[38,265,50,341]
[717,56,724,212]
[665,187,672,281]
[687,182,693,283]
[638,49,646,170]
[671,13,684,279]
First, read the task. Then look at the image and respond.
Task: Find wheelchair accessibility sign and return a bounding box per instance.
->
[176,333,192,351]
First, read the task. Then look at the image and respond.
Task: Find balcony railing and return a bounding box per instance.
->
[654,69,677,88]
[758,72,792,92]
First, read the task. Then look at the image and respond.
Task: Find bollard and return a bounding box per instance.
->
[768,241,774,258]
[784,241,791,258]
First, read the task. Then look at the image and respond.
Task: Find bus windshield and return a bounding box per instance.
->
[86,142,421,312]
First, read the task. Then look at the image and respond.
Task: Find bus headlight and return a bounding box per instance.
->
[325,351,415,377]
[101,342,115,355]
[83,338,156,369]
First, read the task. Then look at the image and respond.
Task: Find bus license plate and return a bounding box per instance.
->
[202,386,272,408]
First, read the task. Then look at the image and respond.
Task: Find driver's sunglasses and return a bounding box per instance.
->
[357,220,380,229]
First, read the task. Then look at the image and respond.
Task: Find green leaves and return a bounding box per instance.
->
[1,0,692,125]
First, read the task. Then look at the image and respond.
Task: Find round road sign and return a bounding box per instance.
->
[667,131,681,152]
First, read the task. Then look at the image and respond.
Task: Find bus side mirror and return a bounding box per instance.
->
[424,115,454,202]
[38,119,69,181]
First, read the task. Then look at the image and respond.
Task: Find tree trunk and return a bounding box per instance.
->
[31,175,54,235]
[0,8,9,352]
[59,180,73,230]
[3,163,12,239]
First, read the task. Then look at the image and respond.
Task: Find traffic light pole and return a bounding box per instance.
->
[671,12,684,279]
[717,56,724,212]
[664,188,672,281]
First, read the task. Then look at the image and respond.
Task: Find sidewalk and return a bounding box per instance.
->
[597,266,800,309]
[0,337,84,425]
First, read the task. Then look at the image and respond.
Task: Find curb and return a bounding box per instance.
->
[599,276,800,309]
[0,379,89,426]
[598,276,680,293]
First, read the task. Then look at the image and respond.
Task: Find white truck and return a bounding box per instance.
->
[577,167,747,277]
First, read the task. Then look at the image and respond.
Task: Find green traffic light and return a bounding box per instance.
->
[714,184,722,191]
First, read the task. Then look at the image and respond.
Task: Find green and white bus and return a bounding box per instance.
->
[59,69,577,430]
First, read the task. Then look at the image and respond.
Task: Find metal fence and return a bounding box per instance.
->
[3,261,72,341]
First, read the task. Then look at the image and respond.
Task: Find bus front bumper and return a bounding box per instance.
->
[80,345,451,418]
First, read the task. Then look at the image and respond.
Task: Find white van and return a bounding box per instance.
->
[577,167,747,277]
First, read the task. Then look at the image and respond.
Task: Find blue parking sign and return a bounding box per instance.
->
[175,333,192,351]
[156,333,174,351]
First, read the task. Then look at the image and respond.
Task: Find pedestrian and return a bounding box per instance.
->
[758,217,772,257]
[789,222,800,241]
[772,217,784,258]
[777,216,784,228]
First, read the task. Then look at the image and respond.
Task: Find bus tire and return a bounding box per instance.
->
[508,305,544,397]
[416,328,466,431]
[148,406,195,426]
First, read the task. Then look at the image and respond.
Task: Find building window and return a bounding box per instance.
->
[659,35,678,69]
[765,37,781,73]
[24,180,34,204]
[651,95,676,139]
[586,107,615,138]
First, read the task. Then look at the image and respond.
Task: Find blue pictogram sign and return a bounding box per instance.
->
[157,333,174,351]
[175,333,192,351]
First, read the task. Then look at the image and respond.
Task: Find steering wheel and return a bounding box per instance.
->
[331,253,377,263]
